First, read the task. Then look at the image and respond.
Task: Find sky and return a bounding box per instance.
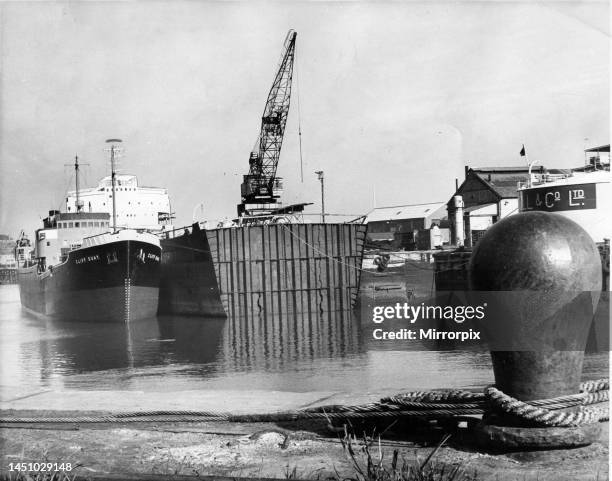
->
[0,1,609,237]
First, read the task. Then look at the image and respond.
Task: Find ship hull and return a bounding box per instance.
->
[158,227,225,317]
[159,223,367,317]
[18,238,161,322]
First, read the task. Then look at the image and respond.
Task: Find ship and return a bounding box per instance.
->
[158,30,367,318]
[17,140,162,322]
[517,145,610,350]
[517,145,611,245]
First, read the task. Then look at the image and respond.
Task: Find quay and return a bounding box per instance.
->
[1,387,608,480]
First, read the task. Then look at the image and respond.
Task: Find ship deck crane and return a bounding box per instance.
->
[237,30,298,219]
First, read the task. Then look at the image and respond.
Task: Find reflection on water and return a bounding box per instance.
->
[0,285,608,394]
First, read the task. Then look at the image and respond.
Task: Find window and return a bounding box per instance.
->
[68,222,73,228]
[75,222,80,228]
[46,241,50,246]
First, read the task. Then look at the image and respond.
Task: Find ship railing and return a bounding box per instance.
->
[82,227,161,247]
[159,212,367,239]
[518,173,573,189]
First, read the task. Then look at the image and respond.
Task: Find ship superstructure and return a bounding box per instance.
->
[65,174,173,232]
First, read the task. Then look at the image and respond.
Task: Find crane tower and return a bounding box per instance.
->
[237,30,297,218]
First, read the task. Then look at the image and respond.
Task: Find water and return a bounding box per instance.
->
[0,285,608,394]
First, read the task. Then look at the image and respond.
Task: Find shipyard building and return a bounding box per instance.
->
[447,166,545,247]
[365,202,450,250]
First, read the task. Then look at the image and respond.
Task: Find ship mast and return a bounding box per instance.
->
[65,155,88,213]
[74,155,85,213]
[105,139,122,232]
[75,156,81,212]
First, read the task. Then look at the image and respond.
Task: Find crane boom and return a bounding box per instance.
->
[238,30,297,218]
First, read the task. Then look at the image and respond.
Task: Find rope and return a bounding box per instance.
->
[0,409,483,425]
[278,223,369,274]
[485,387,606,427]
[1,379,607,427]
[295,45,304,183]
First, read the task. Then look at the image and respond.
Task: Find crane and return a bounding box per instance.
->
[237,30,297,219]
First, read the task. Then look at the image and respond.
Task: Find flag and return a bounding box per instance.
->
[520,145,526,157]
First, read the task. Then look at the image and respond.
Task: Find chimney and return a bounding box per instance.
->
[464,165,469,179]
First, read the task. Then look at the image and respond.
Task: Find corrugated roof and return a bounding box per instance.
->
[585,145,610,153]
[470,172,520,199]
[472,167,532,173]
[366,202,446,223]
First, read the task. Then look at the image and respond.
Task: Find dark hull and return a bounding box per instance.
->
[158,227,225,316]
[159,223,367,317]
[18,239,161,322]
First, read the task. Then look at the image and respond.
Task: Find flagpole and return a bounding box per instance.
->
[522,144,536,187]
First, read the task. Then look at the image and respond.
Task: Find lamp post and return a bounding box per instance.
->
[315,170,325,223]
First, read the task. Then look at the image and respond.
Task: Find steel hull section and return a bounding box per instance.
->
[159,223,367,317]
[18,239,161,322]
[159,224,225,317]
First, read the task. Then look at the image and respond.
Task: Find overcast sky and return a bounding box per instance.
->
[0,1,609,236]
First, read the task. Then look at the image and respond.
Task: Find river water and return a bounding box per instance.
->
[0,284,608,394]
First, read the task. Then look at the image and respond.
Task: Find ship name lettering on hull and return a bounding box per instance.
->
[75,254,100,265]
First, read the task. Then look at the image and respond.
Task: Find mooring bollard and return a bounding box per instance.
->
[469,211,603,449]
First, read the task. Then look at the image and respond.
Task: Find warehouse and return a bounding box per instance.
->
[365,202,449,250]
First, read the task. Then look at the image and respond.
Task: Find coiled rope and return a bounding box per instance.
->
[1,379,607,427]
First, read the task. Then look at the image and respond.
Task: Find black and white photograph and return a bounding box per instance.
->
[0,1,609,479]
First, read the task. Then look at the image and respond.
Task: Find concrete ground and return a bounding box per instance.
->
[0,388,609,480]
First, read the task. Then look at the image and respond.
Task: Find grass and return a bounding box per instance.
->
[337,425,476,481]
